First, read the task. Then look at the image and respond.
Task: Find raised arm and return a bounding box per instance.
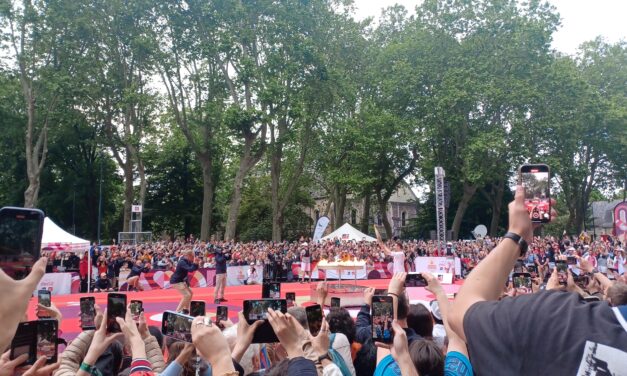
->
[449,186,533,342]
[374,226,392,256]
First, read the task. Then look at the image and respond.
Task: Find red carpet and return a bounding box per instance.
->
[27,279,463,342]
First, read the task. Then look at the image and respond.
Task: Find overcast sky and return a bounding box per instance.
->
[353,0,626,55]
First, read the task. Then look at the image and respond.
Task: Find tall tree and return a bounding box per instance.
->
[0,0,78,207]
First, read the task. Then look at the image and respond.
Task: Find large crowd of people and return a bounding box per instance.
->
[42,226,626,294]
[1,187,626,375]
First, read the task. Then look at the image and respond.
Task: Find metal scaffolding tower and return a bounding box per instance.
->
[435,167,446,252]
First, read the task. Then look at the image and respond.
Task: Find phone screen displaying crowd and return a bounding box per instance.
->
[519,164,551,223]
[162,311,193,343]
[262,282,281,299]
[244,299,287,322]
[80,297,96,330]
[372,296,394,343]
[11,319,58,365]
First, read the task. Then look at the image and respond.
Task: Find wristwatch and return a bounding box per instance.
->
[317,353,332,363]
[502,232,528,256]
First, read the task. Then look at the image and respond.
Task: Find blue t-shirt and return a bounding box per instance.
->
[373,354,402,376]
[445,351,474,376]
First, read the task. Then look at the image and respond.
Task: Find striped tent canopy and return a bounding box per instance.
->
[41,217,90,253]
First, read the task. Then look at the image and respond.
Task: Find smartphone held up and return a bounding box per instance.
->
[519,164,551,223]
[0,206,45,280]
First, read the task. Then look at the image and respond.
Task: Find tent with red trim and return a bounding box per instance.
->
[41,217,90,253]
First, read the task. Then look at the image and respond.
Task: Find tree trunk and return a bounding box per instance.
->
[360,193,371,234]
[224,164,247,240]
[451,182,477,240]
[271,142,282,242]
[122,165,133,232]
[332,185,347,230]
[377,196,393,239]
[22,84,48,208]
[199,156,214,241]
[489,180,505,237]
[137,158,146,207]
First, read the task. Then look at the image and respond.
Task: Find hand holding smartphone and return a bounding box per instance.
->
[130,300,143,322]
[161,311,194,343]
[556,261,568,286]
[243,299,287,343]
[10,319,58,365]
[519,164,551,223]
[512,272,532,294]
[371,295,394,343]
[306,304,323,336]
[107,293,127,333]
[405,272,427,287]
[37,290,51,318]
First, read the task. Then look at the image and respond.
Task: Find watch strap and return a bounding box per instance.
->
[503,232,528,256]
[317,353,331,363]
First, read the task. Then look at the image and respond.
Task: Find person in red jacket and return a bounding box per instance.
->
[79,252,91,292]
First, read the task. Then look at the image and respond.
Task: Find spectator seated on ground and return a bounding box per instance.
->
[93,272,115,292]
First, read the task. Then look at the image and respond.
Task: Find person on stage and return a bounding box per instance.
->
[126,259,151,291]
[213,246,231,304]
[300,243,312,283]
[375,227,406,273]
[171,249,200,312]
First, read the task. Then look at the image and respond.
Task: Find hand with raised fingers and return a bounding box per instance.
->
[232,312,264,362]
[388,272,407,297]
[36,302,62,322]
[83,309,124,366]
[422,272,443,295]
[316,281,329,306]
[546,268,563,291]
[191,316,235,373]
[508,186,533,244]
[266,308,306,359]
[21,356,61,376]
[0,257,47,350]
[0,351,28,376]
[311,319,330,358]
[364,287,375,307]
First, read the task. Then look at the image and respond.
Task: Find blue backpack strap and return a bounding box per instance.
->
[329,332,336,346]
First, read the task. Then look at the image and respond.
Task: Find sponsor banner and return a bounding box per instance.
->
[119,268,210,291]
[313,216,330,242]
[291,261,393,280]
[37,273,75,295]
[226,265,263,286]
[614,202,627,240]
[414,257,456,275]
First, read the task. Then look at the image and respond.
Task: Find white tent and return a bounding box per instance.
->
[41,217,90,253]
[320,223,376,242]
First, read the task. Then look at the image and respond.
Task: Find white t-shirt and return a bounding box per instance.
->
[392,251,405,273]
[331,332,356,376]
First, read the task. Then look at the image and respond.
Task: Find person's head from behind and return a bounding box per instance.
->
[326,307,356,344]
[409,339,444,376]
[396,292,410,322]
[287,307,308,330]
[606,282,627,307]
[407,304,434,338]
